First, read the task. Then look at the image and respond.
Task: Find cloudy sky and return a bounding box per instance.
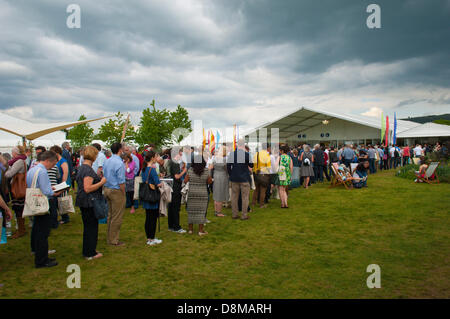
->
[1,0,449,132]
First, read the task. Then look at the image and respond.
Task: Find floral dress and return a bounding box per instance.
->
[278,154,292,186]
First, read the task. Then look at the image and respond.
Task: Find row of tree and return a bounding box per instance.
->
[66,100,192,151]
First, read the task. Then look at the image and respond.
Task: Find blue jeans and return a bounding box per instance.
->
[369,159,376,174]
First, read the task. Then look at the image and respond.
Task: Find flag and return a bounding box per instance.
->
[385,116,389,146]
[380,111,385,144]
[210,130,215,153]
[216,130,221,145]
[202,128,206,151]
[393,112,397,145]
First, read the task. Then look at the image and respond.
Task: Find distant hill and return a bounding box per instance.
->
[401,114,450,124]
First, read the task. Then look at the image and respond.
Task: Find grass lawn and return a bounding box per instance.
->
[0,169,449,299]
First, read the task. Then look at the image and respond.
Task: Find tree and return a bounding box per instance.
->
[66,115,94,151]
[95,112,136,147]
[135,100,192,148]
[433,119,450,126]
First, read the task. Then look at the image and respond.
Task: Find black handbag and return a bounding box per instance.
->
[139,167,161,204]
[89,194,108,220]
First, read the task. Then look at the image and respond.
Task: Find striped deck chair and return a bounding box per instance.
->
[330,163,354,189]
[416,162,440,184]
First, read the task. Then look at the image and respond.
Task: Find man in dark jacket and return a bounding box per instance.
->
[227,139,253,220]
[312,144,325,183]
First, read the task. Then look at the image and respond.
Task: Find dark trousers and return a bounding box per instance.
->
[383,159,389,170]
[49,196,59,229]
[343,159,352,168]
[30,214,51,266]
[369,159,376,174]
[168,183,182,231]
[145,209,159,239]
[403,156,410,166]
[80,207,99,258]
[314,164,324,182]
[125,192,139,209]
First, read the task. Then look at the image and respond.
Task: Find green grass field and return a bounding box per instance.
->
[1,169,449,299]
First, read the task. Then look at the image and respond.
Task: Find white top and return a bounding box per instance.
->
[413,146,423,156]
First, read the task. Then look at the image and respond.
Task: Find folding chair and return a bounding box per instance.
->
[329,163,354,189]
[416,162,440,184]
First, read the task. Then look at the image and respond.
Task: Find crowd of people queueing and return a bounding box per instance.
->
[0,138,447,268]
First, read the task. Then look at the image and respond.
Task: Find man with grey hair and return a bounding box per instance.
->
[226,139,253,220]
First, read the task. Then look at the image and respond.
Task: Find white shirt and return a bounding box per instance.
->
[92,151,106,173]
[413,146,423,156]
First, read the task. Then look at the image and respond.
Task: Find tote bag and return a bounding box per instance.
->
[57,192,75,215]
[89,194,108,220]
[133,176,142,200]
[23,168,49,217]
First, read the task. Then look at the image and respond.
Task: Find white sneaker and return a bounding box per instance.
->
[205,219,211,224]
[154,238,163,244]
[146,240,156,246]
[175,229,186,234]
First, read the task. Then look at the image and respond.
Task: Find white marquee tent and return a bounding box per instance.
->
[0,112,110,153]
[246,106,450,146]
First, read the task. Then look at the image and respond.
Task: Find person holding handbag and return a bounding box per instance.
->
[75,146,107,260]
[141,151,163,246]
[5,146,28,239]
[27,151,61,268]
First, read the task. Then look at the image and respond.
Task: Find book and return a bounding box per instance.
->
[53,182,71,192]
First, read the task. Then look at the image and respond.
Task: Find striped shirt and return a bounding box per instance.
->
[47,165,59,186]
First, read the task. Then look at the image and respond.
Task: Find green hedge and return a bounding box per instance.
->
[396,163,450,183]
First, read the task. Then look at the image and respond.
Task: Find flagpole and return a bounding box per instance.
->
[121,113,131,144]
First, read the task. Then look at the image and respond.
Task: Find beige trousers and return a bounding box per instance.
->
[104,187,126,245]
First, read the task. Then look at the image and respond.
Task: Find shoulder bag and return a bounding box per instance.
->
[139,167,160,204]
[23,168,49,217]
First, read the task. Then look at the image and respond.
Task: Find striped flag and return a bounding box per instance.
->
[216,130,221,145]
[210,130,215,153]
[381,111,385,144]
[202,128,206,151]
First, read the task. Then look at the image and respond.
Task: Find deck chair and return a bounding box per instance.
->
[416,162,440,184]
[330,163,354,189]
[350,163,358,174]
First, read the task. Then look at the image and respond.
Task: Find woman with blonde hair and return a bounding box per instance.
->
[4,146,28,239]
[209,145,229,217]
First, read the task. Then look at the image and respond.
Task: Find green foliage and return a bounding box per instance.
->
[433,119,450,126]
[135,100,192,148]
[66,115,94,151]
[95,112,135,147]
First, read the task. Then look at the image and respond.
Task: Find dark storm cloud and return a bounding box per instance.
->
[0,0,449,127]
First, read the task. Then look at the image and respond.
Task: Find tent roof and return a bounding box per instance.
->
[248,106,421,139]
[397,122,450,138]
[0,112,111,140]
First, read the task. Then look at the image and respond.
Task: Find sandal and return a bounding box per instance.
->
[188,230,193,234]
[215,212,226,217]
[198,231,208,236]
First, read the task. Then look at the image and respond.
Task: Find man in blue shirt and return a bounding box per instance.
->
[27,151,60,268]
[92,143,107,177]
[103,142,126,246]
[340,144,356,168]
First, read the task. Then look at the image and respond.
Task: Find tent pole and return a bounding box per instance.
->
[22,136,26,148]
